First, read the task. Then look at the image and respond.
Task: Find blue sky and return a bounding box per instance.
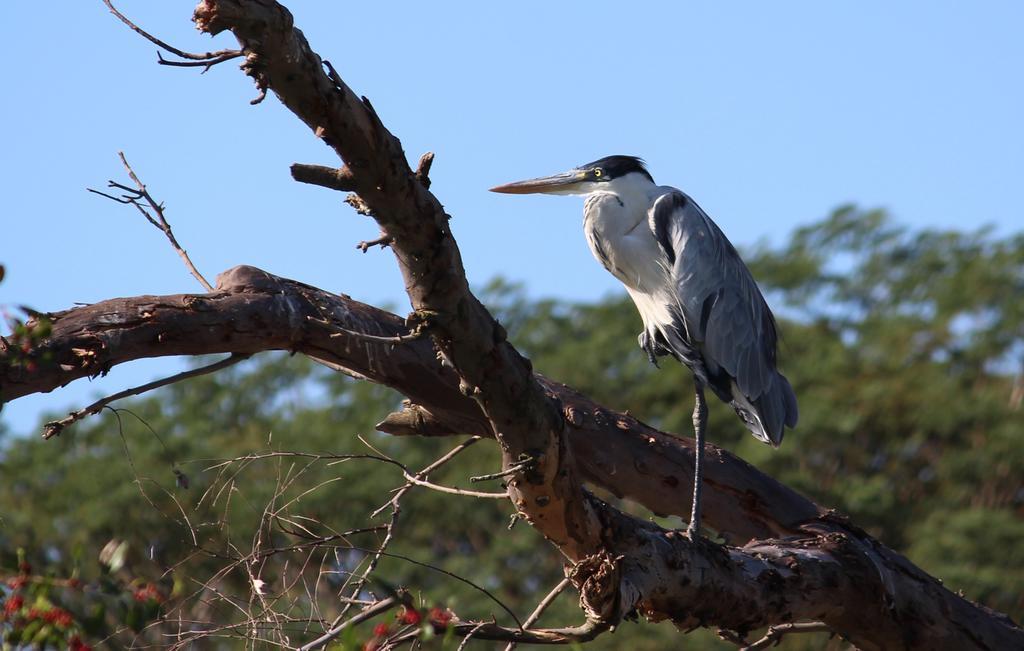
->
[2,2,1022,435]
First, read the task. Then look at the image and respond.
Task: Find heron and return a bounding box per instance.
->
[490,155,797,537]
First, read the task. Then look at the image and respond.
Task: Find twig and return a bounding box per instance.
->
[389,617,606,646]
[42,354,249,439]
[399,471,507,499]
[290,162,359,192]
[103,0,242,69]
[415,152,434,189]
[741,622,832,650]
[157,51,243,73]
[717,628,749,646]
[457,621,489,651]
[470,457,534,483]
[298,594,406,651]
[368,439,480,522]
[356,234,393,253]
[327,437,486,631]
[88,152,214,292]
[504,578,572,651]
[307,315,427,345]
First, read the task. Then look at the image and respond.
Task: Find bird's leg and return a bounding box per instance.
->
[686,379,708,539]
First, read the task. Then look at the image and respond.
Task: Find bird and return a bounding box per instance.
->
[490,155,797,537]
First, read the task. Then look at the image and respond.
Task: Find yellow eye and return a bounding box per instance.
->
[594,168,603,178]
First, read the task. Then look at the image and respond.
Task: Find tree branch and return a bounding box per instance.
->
[89,152,214,292]
[103,0,242,70]
[184,2,1024,646]
[0,266,817,541]
[297,594,407,651]
[41,352,249,439]
[5,273,1020,647]
[6,0,1020,648]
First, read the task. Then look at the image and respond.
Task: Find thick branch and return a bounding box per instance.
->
[0,266,815,541]
[195,0,599,562]
[3,267,1020,648]
[18,1,1019,648]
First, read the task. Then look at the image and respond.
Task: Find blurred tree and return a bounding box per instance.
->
[1,208,1021,648]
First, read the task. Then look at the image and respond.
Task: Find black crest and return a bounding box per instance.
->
[579,155,654,183]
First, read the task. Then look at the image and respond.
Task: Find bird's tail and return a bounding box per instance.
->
[733,372,798,448]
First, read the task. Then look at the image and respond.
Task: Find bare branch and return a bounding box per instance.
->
[88,152,214,292]
[103,0,242,68]
[399,471,507,499]
[41,353,250,439]
[415,151,434,189]
[10,0,1024,643]
[457,622,489,651]
[504,578,573,651]
[356,233,393,253]
[741,622,833,650]
[290,162,360,192]
[157,50,243,72]
[307,315,428,345]
[297,595,406,651]
[470,457,534,483]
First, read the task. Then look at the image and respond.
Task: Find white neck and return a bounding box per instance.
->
[591,172,659,206]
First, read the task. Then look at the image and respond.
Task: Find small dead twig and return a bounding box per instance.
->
[327,437,487,632]
[157,50,243,72]
[740,622,832,650]
[357,234,393,253]
[388,617,607,646]
[399,471,507,500]
[104,0,242,72]
[42,354,250,439]
[298,594,408,651]
[290,162,359,192]
[88,152,214,292]
[307,315,428,345]
[504,577,573,651]
[415,152,435,189]
[471,457,535,483]
[457,621,489,651]
[717,628,749,646]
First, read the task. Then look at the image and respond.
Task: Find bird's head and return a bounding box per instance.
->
[489,155,654,196]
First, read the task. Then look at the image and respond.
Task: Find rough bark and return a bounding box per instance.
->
[0,266,820,544]
[4,267,1021,648]
[2,1,1021,648]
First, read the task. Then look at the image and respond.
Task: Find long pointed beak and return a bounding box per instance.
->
[489,170,587,195]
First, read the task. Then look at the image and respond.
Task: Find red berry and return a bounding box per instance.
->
[429,606,452,630]
[54,608,74,627]
[373,622,389,637]
[398,607,422,625]
[3,595,24,615]
[70,636,93,651]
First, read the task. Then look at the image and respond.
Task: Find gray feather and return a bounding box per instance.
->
[649,190,798,445]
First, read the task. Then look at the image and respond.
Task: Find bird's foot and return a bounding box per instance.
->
[638,331,661,367]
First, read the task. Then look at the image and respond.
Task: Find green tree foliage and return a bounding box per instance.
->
[1,208,1021,648]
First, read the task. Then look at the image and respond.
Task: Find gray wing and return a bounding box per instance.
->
[649,190,798,445]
